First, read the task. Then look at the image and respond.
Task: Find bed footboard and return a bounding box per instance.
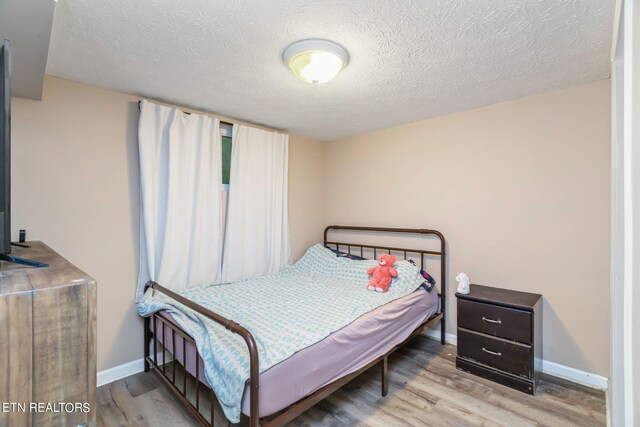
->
[143,281,260,427]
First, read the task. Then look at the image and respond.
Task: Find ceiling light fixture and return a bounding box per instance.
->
[283,39,349,85]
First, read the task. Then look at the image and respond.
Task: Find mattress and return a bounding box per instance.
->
[153,286,438,417]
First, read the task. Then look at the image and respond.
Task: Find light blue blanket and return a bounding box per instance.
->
[138,244,424,422]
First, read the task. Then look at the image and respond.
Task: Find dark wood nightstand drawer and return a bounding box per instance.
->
[458,299,532,344]
[457,329,532,377]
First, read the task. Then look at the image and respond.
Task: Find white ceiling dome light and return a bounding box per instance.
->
[283,39,349,85]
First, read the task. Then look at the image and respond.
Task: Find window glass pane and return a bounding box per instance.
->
[222,135,232,184]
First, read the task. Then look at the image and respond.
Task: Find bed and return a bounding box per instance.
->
[141,225,446,426]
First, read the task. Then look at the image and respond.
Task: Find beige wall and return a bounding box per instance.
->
[10,76,325,371]
[324,80,611,376]
[288,135,326,260]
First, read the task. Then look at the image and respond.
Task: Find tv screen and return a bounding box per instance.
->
[0,40,10,255]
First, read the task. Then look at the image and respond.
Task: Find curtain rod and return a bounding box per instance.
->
[137,100,234,127]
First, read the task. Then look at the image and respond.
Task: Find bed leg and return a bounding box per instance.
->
[144,316,150,372]
[440,242,446,346]
[381,356,388,397]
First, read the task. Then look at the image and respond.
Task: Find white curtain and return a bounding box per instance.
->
[221,124,291,283]
[136,100,223,300]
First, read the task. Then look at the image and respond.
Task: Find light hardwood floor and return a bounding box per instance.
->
[97,336,606,427]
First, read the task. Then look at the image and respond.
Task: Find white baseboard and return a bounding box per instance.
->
[97,357,146,387]
[422,328,608,391]
[422,327,458,345]
[540,359,609,390]
[97,352,170,387]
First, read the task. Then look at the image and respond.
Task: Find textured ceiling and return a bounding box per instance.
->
[47,0,613,141]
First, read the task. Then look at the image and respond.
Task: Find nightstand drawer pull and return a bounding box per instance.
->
[482,316,502,324]
[482,348,502,357]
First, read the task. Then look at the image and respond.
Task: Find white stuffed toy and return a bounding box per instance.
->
[456,272,470,294]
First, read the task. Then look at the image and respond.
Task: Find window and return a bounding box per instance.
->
[222,135,231,185]
[220,124,232,186]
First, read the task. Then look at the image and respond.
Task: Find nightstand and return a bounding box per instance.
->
[455,284,542,394]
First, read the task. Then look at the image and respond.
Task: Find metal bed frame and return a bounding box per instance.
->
[143,225,446,427]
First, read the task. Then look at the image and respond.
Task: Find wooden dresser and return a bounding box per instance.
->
[0,242,96,427]
[455,284,542,394]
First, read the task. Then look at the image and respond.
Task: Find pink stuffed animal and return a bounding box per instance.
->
[367,254,398,293]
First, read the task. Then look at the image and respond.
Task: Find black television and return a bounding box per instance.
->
[0,40,46,268]
[0,40,10,256]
